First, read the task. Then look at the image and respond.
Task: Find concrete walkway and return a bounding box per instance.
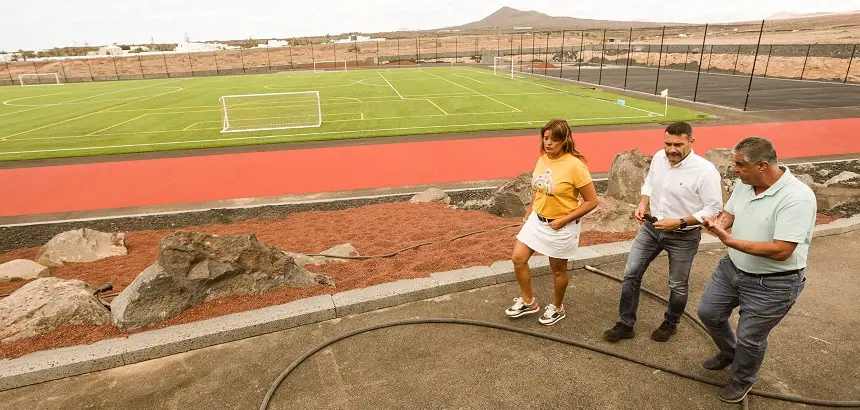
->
[1,229,858,410]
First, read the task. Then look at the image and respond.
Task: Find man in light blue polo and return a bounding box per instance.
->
[698,136,816,403]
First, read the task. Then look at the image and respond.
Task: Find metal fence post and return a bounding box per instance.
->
[733,45,740,75]
[624,27,632,89]
[265,45,271,71]
[693,24,708,102]
[59,59,68,81]
[310,43,315,68]
[475,36,478,63]
[578,31,583,81]
[213,50,220,75]
[684,45,690,71]
[763,45,772,78]
[333,43,337,64]
[706,45,713,73]
[560,30,566,78]
[455,36,458,63]
[544,31,550,76]
[598,29,606,85]
[375,41,379,66]
[654,26,665,95]
[111,55,119,80]
[4,60,12,83]
[188,50,196,76]
[845,44,857,84]
[85,56,94,82]
[646,44,651,67]
[497,34,500,57]
[239,47,246,73]
[162,50,170,78]
[800,44,811,80]
[416,38,419,63]
[531,32,536,73]
[289,45,294,69]
[519,33,524,72]
[355,41,360,67]
[435,36,439,60]
[138,54,145,79]
[397,38,401,66]
[743,20,765,111]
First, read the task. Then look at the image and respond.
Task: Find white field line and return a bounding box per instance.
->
[378,72,404,99]
[422,70,521,112]
[463,66,663,117]
[0,115,653,154]
[0,81,180,118]
[86,114,148,136]
[451,73,487,84]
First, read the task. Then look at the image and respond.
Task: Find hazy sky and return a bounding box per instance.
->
[3,0,860,51]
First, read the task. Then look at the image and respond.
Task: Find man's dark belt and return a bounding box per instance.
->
[536,214,579,224]
[739,268,803,278]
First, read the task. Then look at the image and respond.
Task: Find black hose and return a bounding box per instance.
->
[261,264,860,409]
[260,318,859,409]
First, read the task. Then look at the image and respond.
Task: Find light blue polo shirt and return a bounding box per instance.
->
[725,167,817,274]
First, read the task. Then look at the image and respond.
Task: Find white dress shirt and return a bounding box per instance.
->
[640,149,723,226]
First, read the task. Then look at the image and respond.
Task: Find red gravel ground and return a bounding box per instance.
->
[0,203,841,359]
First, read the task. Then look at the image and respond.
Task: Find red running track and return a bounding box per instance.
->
[2,118,859,217]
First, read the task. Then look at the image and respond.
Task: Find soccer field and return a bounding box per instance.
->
[0,66,711,161]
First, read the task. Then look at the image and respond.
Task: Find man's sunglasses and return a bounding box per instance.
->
[643,213,658,223]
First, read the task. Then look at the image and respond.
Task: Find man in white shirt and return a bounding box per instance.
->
[604,122,723,343]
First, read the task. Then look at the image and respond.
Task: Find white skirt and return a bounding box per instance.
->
[516,212,582,260]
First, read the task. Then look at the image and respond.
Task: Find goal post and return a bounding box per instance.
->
[493,57,515,79]
[219,91,322,133]
[19,73,62,86]
[313,60,347,72]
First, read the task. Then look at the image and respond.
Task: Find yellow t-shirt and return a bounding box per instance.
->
[531,153,592,219]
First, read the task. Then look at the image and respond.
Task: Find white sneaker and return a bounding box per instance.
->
[538,304,566,326]
[504,297,539,318]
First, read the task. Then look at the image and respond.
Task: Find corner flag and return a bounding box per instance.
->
[660,89,668,97]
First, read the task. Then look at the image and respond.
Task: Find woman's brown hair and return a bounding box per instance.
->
[540,119,587,163]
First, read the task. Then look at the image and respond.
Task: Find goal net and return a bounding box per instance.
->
[19,73,62,86]
[219,91,322,133]
[493,57,517,79]
[313,60,347,73]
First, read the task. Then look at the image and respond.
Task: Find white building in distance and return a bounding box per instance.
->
[174,42,236,53]
[98,45,123,56]
[329,35,385,44]
[256,39,290,48]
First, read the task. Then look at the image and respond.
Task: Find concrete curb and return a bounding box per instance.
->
[2,216,858,391]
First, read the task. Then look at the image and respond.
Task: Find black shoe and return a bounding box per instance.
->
[702,353,733,371]
[650,321,677,342]
[603,322,635,342]
[719,379,754,403]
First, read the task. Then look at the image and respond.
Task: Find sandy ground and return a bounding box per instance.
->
[0,201,643,359]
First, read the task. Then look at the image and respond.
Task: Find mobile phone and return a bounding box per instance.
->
[643,213,658,223]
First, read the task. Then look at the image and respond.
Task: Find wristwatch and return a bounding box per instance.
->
[679,219,688,229]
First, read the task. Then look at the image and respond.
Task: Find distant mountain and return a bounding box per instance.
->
[766,10,859,20]
[447,6,679,30]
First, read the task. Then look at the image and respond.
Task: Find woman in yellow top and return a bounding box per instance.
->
[505,119,599,325]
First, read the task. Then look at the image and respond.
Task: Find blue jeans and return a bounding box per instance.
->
[619,222,702,327]
[697,257,805,384]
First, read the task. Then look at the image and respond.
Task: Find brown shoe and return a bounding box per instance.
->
[702,353,733,371]
[603,322,635,342]
[650,321,677,342]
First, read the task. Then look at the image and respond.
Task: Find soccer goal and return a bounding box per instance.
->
[18,73,62,86]
[493,57,516,79]
[219,91,322,133]
[313,60,347,73]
